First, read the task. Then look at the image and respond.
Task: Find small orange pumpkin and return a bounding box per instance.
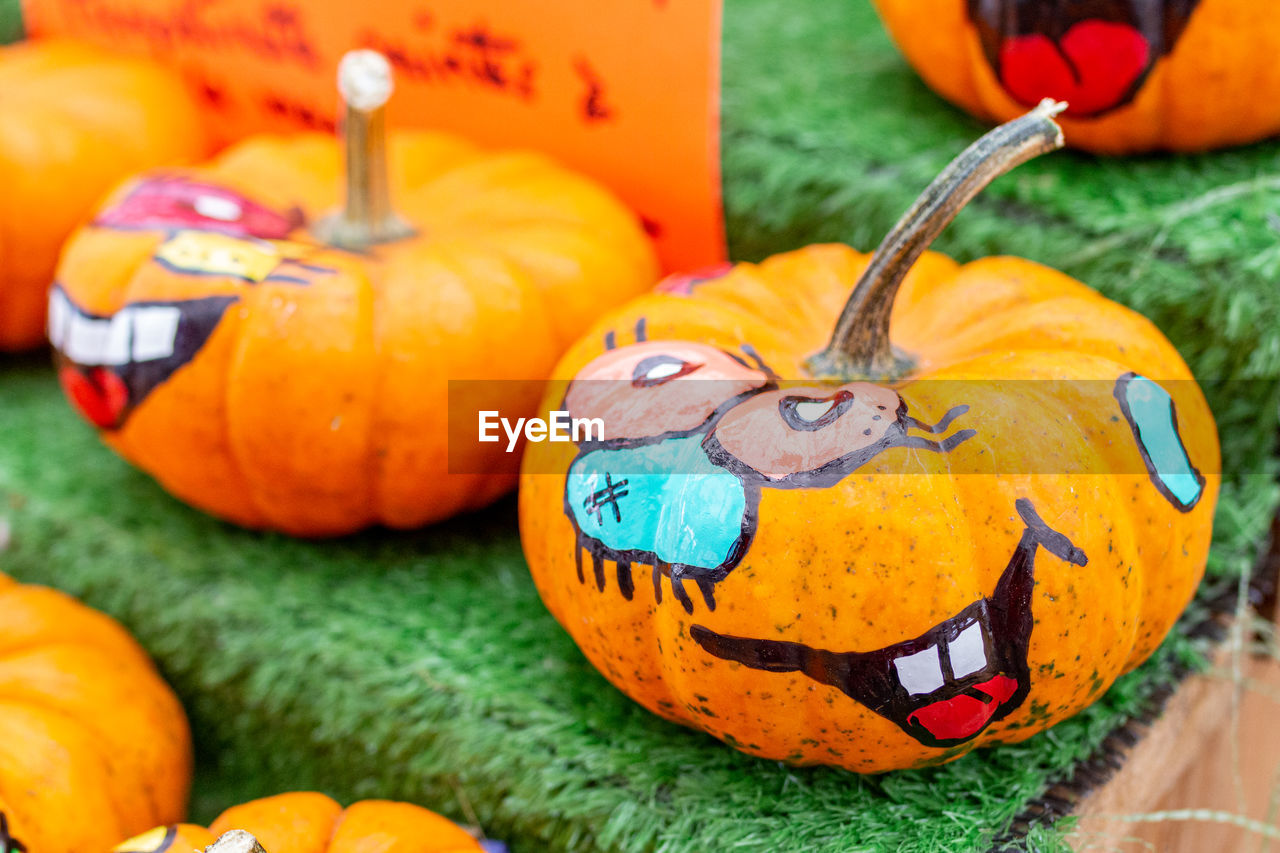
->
[519,103,1219,771]
[112,792,485,853]
[0,39,211,351]
[872,0,1280,153]
[50,50,658,536]
[0,572,192,852]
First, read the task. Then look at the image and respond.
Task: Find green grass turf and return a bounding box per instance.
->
[2,0,1280,850]
[0,0,22,44]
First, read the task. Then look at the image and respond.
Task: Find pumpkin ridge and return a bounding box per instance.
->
[0,663,177,829]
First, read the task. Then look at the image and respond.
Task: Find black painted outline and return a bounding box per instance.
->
[1113,371,1205,512]
[562,338,975,613]
[690,498,1088,749]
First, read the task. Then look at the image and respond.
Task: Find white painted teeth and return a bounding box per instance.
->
[48,289,180,366]
[892,619,991,696]
[894,646,945,696]
[949,621,988,678]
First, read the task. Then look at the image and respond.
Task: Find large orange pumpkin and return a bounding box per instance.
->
[519,103,1219,771]
[0,38,211,351]
[49,50,658,536]
[112,792,485,853]
[0,573,192,852]
[872,0,1280,153]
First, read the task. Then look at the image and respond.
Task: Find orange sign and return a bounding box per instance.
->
[24,0,725,271]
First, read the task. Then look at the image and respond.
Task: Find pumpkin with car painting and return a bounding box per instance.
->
[872,0,1280,153]
[111,792,484,853]
[519,103,1219,771]
[49,50,657,536]
[0,39,211,351]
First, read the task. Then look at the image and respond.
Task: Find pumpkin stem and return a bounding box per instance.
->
[313,50,417,251]
[806,99,1066,382]
[205,831,267,853]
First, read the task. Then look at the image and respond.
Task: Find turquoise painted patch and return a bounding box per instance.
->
[566,435,748,569]
[1120,375,1203,509]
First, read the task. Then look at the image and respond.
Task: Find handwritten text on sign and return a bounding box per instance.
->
[24,0,726,271]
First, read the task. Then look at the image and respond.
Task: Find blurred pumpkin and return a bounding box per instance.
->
[50,50,658,536]
[0,572,191,851]
[519,103,1219,771]
[872,0,1280,153]
[0,38,211,351]
[112,792,484,853]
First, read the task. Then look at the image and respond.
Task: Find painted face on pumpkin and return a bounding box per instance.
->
[691,498,1087,748]
[50,185,334,432]
[562,337,976,612]
[967,0,1202,117]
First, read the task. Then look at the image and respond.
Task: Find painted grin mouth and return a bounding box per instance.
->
[691,498,1087,748]
[48,285,236,430]
[968,0,1201,117]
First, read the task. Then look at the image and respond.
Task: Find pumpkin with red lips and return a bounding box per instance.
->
[519,103,1219,770]
[49,50,657,536]
[0,39,211,351]
[872,0,1280,153]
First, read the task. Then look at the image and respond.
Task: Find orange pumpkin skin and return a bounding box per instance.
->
[0,573,192,852]
[872,0,1280,153]
[112,792,485,853]
[519,244,1219,772]
[51,132,658,535]
[0,39,211,351]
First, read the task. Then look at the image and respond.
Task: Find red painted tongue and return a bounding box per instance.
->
[999,20,1151,116]
[59,365,129,430]
[907,674,1019,742]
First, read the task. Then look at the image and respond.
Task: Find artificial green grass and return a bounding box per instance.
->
[2,0,1279,850]
[0,0,22,44]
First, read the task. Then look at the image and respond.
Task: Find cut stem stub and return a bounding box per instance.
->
[205,830,267,853]
[806,99,1067,382]
[313,50,417,251]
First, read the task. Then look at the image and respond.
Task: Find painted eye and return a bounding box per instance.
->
[631,354,702,387]
[193,194,244,222]
[779,390,854,431]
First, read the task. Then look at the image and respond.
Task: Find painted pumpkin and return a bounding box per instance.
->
[111,792,485,853]
[872,0,1280,153]
[50,50,658,536]
[519,103,1219,771]
[0,38,211,351]
[0,572,192,852]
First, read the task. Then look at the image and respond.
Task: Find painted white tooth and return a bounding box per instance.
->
[193,194,243,222]
[794,400,832,421]
[132,305,181,362]
[102,308,132,365]
[949,621,988,679]
[47,289,69,349]
[65,312,111,364]
[893,644,945,696]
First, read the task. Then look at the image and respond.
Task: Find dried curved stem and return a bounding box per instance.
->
[806,100,1066,382]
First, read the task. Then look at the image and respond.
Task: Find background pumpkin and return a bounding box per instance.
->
[0,38,211,351]
[520,104,1219,771]
[871,0,1280,153]
[112,791,485,853]
[50,51,658,536]
[0,572,191,852]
